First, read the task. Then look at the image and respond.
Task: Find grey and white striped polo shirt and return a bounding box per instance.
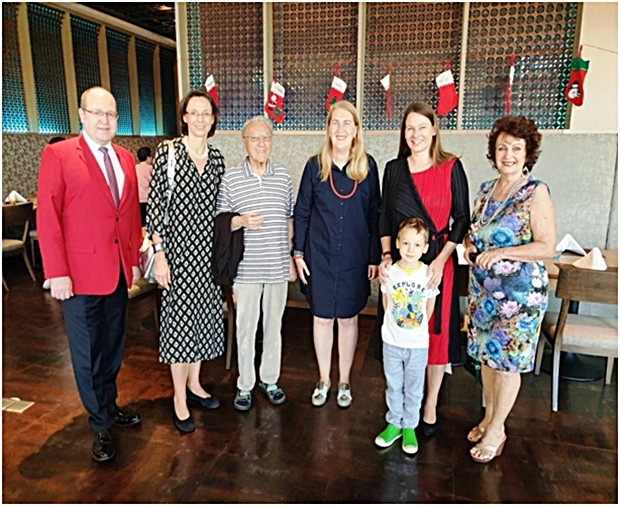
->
[216,157,294,283]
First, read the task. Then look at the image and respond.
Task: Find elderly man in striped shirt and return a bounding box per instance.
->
[216,115,297,411]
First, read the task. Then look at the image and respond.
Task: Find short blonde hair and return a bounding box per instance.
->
[397,217,429,244]
[317,101,368,183]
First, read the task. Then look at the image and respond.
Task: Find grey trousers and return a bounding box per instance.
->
[233,281,288,391]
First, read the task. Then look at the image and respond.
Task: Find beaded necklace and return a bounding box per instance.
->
[477,172,527,230]
[329,168,358,199]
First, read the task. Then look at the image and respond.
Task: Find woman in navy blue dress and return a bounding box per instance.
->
[293,101,381,409]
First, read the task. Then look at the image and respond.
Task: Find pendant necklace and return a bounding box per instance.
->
[329,168,357,199]
[477,172,527,230]
[183,137,208,160]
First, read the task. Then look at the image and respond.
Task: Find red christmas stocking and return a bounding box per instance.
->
[205,74,220,107]
[265,81,285,123]
[564,57,589,107]
[436,69,458,116]
[325,75,347,111]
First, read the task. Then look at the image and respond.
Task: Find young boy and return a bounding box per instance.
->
[375,217,439,455]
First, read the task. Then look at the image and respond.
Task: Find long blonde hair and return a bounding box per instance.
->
[318,101,368,182]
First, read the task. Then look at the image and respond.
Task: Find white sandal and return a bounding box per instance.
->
[311,380,331,407]
[336,383,352,408]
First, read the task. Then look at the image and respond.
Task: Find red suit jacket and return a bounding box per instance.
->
[38,134,142,295]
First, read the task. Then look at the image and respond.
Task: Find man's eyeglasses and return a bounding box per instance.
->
[82,108,119,120]
[244,135,272,143]
[188,111,213,119]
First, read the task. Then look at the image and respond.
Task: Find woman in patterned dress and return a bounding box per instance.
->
[378,102,470,436]
[147,90,226,433]
[465,116,556,463]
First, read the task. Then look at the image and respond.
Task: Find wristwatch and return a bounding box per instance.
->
[153,243,164,253]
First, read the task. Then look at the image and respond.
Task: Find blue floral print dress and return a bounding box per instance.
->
[467,176,549,373]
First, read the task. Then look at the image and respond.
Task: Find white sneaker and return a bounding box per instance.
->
[337,383,352,408]
[311,380,331,407]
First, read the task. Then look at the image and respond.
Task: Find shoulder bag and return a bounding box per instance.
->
[139,140,176,282]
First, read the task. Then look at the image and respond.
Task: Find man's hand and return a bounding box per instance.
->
[241,212,264,230]
[50,276,74,300]
[288,257,298,282]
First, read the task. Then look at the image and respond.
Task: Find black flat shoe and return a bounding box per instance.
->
[113,404,141,427]
[186,387,220,409]
[420,419,439,437]
[172,403,195,433]
[92,429,116,462]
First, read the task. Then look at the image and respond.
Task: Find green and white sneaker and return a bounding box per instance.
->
[375,423,402,448]
[402,428,418,455]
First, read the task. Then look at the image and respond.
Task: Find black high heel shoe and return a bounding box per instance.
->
[172,402,195,433]
[186,387,220,409]
[420,418,439,437]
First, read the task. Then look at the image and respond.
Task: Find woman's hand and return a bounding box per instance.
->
[465,244,479,266]
[368,265,378,280]
[475,248,503,270]
[294,256,310,284]
[378,256,393,284]
[153,251,171,289]
[426,257,446,290]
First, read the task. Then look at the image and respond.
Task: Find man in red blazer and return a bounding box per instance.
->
[38,87,143,462]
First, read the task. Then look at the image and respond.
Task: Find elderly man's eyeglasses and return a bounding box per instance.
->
[244,135,272,143]
[82,108,119,120]
[188,111,213,119]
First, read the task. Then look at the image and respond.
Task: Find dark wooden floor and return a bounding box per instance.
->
[3,263,618,503]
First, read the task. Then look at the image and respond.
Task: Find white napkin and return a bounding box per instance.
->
[556,233,586,256]
[4,190,27,203]
[573,247,608,271]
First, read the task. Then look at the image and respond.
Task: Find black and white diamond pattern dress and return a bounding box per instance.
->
[147,138,225,364]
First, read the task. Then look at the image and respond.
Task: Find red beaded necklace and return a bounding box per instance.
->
[328,168,358,199]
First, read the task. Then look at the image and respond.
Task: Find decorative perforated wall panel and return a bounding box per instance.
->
[2,3,28,132]
[364,3,463,131]
[462,2,578,129]
[71,17,101,106]
[273,2,358,131]
[136,40,156,136]
[160,47,177,135]
[187,2,263,130]
[106,29,133,135]
[27,3,69,133]
[186,2,202,96]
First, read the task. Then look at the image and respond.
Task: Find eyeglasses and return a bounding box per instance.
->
[82,108,119,120]
[243,135,272,143]
[187,111,213,119]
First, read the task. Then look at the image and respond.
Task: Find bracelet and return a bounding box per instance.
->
[292,254,304,259]
[382,251,392,258]
[153,243,164,253]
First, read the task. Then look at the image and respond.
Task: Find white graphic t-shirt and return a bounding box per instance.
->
[380,262,440,349]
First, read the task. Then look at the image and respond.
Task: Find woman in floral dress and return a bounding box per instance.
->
[464,116,556,463]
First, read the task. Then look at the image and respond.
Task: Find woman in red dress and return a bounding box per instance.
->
[378,102,470,436]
